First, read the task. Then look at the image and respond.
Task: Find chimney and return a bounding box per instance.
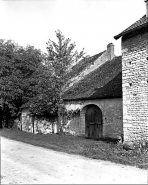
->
[145,0,148,17]
[107,43,115,61]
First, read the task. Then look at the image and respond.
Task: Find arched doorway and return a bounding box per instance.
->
[85,105,103,139]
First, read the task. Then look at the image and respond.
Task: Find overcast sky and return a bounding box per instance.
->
[0,0,146,56]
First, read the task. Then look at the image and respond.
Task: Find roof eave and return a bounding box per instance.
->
[114,22,148,40]
[63,95,122,101]
[114,34,122,40]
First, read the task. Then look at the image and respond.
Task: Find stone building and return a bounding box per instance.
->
[62,43,123,140]
[19,43,123,140]
[114,0,148,142]
[19,1,147,143]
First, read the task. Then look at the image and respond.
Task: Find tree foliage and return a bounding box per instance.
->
[0,39,56,127]
[0,30,87,129]
[46,30,86,94]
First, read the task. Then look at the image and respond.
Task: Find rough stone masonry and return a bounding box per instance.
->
[122,24,148,142]
[114,0,148,143]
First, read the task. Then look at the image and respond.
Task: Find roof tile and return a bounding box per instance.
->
[63,56,122,100]
[114,15,148,40]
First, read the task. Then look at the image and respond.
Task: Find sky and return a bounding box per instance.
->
[0,0,146,56]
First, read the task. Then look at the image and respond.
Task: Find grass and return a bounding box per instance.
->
[0,128,148,169]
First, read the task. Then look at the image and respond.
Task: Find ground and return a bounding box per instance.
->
[1,137,148,184]
[1,129,148,169]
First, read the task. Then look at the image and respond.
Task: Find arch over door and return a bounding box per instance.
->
[85,105,103,139]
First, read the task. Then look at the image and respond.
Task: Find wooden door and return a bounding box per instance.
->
[85,105,102,139]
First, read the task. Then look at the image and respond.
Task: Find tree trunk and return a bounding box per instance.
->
[32,116,34,134]
[2,112,6,128]
[0,109,3,129]
[57,108,61,134]
[57,98,65,135]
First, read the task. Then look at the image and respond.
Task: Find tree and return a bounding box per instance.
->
[0,40,23,127]
[46,30,87,133]
[0,39,56,128]
[21,60,58,117]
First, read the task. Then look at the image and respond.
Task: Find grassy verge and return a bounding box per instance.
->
[0,128,148,169]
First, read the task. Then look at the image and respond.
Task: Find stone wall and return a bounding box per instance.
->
[122,28,148,142]
[21,109,33,132]
[20,109,58,134]
[63,98,123,139]
[34,118,57,134]
[62,112,81,136]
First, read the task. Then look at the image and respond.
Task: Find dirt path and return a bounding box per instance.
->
[1,137,148,184]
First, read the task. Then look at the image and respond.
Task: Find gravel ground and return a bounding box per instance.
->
[1,137,148,184]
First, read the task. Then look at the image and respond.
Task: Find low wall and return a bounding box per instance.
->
[20,109,58,134]
[34,118,57,134]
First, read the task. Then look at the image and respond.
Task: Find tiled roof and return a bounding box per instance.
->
[62,56,122,100]
[88,72,122,99]
[114,15,148,40]
[65,51,105,81]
